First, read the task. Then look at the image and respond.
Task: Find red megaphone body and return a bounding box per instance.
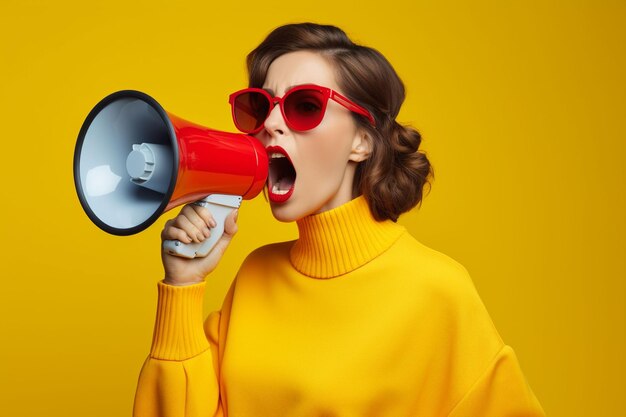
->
[164,112,267,208]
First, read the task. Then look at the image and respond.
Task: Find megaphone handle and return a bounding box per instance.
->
[162,194,243,259]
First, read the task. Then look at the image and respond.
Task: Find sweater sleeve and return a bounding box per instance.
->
[447,344,546,417]
[133,281,233,417]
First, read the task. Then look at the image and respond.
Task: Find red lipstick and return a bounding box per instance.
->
[266,146,296,203]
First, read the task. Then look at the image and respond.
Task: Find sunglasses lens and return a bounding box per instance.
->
[233,92,270,133]
[284,89,325,130]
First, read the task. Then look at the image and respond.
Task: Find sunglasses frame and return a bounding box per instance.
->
[228,84,376,134]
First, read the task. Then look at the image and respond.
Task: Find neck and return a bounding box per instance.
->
[290,196,405,279]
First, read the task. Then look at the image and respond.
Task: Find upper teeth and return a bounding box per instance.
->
[270,153,286,159]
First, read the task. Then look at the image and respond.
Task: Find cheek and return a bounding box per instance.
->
[299,119,356,170]
[297,136,351,181]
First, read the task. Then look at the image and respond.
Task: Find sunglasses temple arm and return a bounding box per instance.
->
[331,91,376,127]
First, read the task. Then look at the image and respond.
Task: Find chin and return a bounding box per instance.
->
[268,201,304,223]
[268,192,323,223]
[267,183,346,222]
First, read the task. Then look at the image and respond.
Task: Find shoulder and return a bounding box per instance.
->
[384,233,500,329]
[238,240,295,271]
[229,240,297,295]
[393,233,504,344]
[385,232,477,297]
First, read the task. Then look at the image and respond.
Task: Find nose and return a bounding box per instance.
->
[262,101,287,137]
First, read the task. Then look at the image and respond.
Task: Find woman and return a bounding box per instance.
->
[134,23,545,416]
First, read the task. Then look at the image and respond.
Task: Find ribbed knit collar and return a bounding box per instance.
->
[290,196,405,279]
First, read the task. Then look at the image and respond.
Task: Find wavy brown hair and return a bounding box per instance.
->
[247,23,433,221]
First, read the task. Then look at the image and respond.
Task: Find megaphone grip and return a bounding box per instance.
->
[162,194,243,258]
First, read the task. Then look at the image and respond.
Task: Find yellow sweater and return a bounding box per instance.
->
[134,196,545,417]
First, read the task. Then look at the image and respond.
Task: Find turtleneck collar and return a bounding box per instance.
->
[290,196,405,279]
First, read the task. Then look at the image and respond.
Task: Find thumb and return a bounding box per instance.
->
[223,209,239,237]
[204,209,239,261]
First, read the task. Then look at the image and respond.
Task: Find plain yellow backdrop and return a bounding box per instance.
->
[1,1,624,416]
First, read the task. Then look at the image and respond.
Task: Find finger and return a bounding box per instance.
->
[191,205,217,229]
[181,205,211,238]
[161,219,186,241]
[174,215,205,243]
[161,225,193,243]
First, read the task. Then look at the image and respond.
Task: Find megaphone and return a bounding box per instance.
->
[74,90,268,258]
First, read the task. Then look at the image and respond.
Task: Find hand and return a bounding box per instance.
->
[160,204,239,286]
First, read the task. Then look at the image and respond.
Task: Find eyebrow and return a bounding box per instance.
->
[262,84,308,97]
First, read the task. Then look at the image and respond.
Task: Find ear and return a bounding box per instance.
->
[348,130,372,162]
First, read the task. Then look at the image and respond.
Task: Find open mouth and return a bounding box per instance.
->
[266,146,296,203]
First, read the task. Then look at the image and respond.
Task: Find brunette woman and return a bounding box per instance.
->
[134,23,545,417]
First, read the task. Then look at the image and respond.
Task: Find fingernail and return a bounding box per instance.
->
[234,209,239,222]
[203,227,211,237]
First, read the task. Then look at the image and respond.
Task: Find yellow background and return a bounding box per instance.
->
[1,1,624,416]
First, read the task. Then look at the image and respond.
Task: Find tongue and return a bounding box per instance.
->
[276,176,294,191]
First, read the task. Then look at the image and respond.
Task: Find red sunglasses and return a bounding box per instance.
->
[228,84,376,134]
